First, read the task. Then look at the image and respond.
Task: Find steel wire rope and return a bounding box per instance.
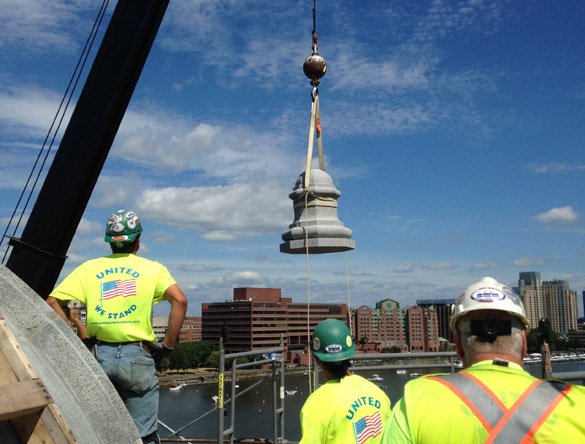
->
[304,189,312,394]
[303,88,318,395]
[345,251,353,336]
[1,0,110,263]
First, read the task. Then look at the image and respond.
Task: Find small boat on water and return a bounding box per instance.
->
[369,374,383,381]
[409,372,423,378]
[396,369,408,375]
[169,383,186,392]
[286,390,297,395]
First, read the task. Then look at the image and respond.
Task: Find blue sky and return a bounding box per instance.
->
[1,0,584,316]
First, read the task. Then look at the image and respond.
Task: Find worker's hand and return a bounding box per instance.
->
[146,342,173,371]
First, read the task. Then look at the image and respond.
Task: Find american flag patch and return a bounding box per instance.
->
[354,411,383,444]
[101,280,136,300]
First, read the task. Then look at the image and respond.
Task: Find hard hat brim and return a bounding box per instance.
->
[104,231,141,244]
[313,346,355,362]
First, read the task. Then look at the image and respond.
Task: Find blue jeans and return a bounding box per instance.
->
[94,343,159,438]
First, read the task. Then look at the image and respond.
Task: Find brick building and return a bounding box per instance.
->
[416,299,456,343]
[202,287,348,363]
[179,316,202,342]
[405,305,440,352]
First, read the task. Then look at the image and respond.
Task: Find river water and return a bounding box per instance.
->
[158,360,585,442]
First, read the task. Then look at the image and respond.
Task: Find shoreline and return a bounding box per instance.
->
[158,353,585,387]
[157,366,311,387]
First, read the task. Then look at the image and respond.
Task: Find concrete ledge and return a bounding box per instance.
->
[0,265,141,443]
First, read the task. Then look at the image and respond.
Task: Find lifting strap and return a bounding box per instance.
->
[428,372,571,443]
[303,90,325,192]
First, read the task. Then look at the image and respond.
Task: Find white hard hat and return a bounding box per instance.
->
[450,276,529,333]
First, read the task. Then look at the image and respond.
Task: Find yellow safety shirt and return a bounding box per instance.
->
[50,253,176,342]
[300,373,391,444]
[383,360,585,443]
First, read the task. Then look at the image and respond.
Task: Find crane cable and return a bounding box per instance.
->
[0,0,110,263]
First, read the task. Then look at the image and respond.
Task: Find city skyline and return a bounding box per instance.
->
[1,1,585,315]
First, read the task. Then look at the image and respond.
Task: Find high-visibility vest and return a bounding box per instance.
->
[428,372,571,443]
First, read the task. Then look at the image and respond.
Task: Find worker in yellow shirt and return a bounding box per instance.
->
[300,318,392,443]
[46,209,188,443]
[383,276,585,443]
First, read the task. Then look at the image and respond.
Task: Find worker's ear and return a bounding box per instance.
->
[520,329,528,360]
[455,331,464,360]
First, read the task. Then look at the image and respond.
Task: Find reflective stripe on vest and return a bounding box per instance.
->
[428,373,570,443]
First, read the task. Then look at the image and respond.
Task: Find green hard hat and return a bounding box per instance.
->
[311,319,355,362]
[104,209,142,244]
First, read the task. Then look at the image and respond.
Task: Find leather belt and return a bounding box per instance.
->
[96,340,144,346]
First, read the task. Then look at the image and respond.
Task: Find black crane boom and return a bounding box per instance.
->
[6,0,170,298]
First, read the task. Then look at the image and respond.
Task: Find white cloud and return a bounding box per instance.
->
[116,108,299,180]
[232,271,261,281]
[327,101,436,136]
[393,261,414,273]
[91,174,142,209]
[0,86,70,138]
[177,263,222,273]
[470,261,498,270]
[529,163,585,174]
[137,182,291,240]
[513,257,544,267]
[536,206,578,224]
[331,55,429,92]
[151,231,175,244]
[75,217,101,235]
[421,261,459,271]
[0,0,93,52]
[412,0,505,43]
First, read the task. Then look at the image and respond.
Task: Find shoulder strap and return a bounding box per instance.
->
[430,373,570,442]
[428,373,504,431]
[488,380,569,444]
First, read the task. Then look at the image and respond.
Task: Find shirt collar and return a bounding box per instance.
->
[472,359,523,370]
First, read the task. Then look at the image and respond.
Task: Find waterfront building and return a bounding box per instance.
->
[517,271,544,329]
[353,305,374,344]
[375,299,406,348]
[352,299,407,351]
[405,305,440,352]
[416,299,456,343]
[542,280,578,334]
[179,316,202,342]
[152,316,167,342]
[201,287,347,363]
[517,272,578,333]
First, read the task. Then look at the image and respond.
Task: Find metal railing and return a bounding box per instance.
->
[158,349,584,443]
[218,340,286,444]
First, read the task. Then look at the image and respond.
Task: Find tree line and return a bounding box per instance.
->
[160,341,219,371]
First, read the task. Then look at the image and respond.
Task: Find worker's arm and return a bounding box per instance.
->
[46,296,70,323]
[162,284,188,349]
[68,308,89,339]
[46,296,89,339]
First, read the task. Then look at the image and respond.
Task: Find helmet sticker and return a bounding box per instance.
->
[325,344,343,353]
[107,213,124,233]
[125,211,139,229]
[346,335,353,347]
[313,337,321,351]
[471,287,505,303]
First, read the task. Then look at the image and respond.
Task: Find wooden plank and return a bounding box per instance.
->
[39,404,78,443]
[0,317,77,442]
[0,379,51,421]
[9,412,46,444]
[0,318,38,381]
